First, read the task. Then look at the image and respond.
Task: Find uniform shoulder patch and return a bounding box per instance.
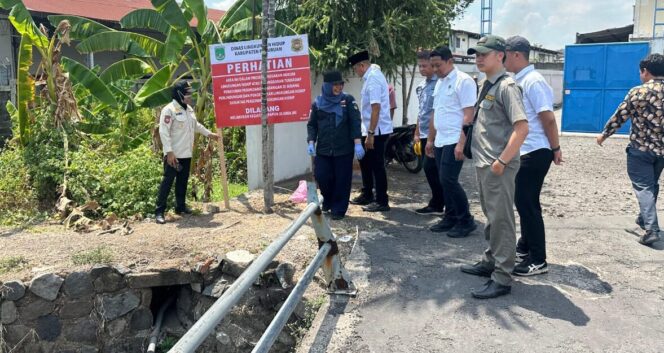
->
[164,115,171,124]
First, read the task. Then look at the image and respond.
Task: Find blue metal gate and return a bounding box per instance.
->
[562,42,650,134]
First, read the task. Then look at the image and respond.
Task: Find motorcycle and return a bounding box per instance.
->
[384,124,423,173]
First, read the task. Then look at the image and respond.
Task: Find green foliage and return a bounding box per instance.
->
[157,336,178,353]
[71,245,114,265]
[289,0,473,77]
[0,256,28,275]
[0,147,41,226]
[67,145,163,217]
[222,127,247,184]
[22,126,67,205]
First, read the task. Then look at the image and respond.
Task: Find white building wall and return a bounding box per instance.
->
[634,0,656,39]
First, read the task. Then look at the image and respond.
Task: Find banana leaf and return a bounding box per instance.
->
[47,15,112,41]
[99,59,154,84]
[3,0,48,49]
[151,0,191,32]
[16,34,33,145]
[108,84,137,113]
[219,0,261,29]
[161,28,187,64]
[183,0,207,34]
[120,9,171,35]
[134,65,173,107]
[62,57,118,107]
[77,31,164,58]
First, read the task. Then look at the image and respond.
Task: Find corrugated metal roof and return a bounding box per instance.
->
[22,0,225,24]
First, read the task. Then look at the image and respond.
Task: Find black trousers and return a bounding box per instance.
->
[315,153,354,216]
[435,144,471,222]
[421,138,444,209]
[155,157,191,215]
[360,134,389,205]
[515,148,553,263]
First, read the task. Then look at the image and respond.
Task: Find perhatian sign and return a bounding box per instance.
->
[210,35,311,127]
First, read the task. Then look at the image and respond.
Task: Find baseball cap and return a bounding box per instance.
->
[505,36,531,52]
[467,35,507,55]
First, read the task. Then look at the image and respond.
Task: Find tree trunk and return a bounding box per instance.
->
[401,65,407,125]
[404,62,417,125]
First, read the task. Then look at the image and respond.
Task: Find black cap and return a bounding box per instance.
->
[323,70,344,83]
[467,35,507,55]
[505,36,531,52]
[348,50,370,66]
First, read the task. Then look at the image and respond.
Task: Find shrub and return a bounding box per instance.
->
[0,147,41,225]
[67,144,165,217]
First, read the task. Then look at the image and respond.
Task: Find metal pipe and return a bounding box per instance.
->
[251,243,332,353]
[168,202,320,353]
[147,296,175,353]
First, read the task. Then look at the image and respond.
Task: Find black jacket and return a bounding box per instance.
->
[307,94,362,157]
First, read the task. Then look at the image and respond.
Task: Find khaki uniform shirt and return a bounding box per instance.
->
[471,69,528,168]
[602,79,664,156]
[159,100,211,158]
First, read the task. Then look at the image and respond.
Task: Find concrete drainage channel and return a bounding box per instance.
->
[0,250,315,353]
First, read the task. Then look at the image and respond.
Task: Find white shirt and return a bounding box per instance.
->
[515,65,554,155]
[360,65,393,136]
[160,100,211,158]
[432,68,477,147]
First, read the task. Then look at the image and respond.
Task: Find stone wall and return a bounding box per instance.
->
[0,250,303,353]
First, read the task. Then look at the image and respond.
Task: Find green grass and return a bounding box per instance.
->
[211,180,248,202]
[0,256,29,275]
[157,336,178,352]
[71,246,114,265]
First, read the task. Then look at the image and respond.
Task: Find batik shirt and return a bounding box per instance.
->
[602,79,664,156]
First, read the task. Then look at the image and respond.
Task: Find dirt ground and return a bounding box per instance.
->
[0,190,333,283]
[297,134,664,353]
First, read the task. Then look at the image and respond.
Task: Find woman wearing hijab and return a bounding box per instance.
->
[307,70,364,220]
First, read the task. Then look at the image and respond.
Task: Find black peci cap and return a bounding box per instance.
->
[505,35,531,53]
[323,70,344,83]
[348,50,370,66]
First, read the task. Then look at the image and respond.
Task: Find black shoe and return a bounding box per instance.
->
[321,204,331,213]
[429,217,456,233]
[350,194,374,206]
[639,230,659,245]
[447,219,477,238]
[636,215,645,230]
[175,207,194,215]
[471,280,511,299]
[330,214,345,220]
[460,262,493,278]
[513,259,548,276]
[155,214,166,224]
[415,205,444,214]
[362,202,390,212]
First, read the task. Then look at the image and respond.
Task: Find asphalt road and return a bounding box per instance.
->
[299,135,664,353]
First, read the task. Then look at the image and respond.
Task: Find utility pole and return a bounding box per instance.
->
[261,0,275,213]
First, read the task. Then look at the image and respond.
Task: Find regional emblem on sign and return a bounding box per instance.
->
[291,38,303,52]
[215,46,226,61]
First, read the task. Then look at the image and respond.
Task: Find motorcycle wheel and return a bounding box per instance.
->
[396,140,423,174]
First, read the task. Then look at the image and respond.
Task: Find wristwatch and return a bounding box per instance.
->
[368,130,375,135]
